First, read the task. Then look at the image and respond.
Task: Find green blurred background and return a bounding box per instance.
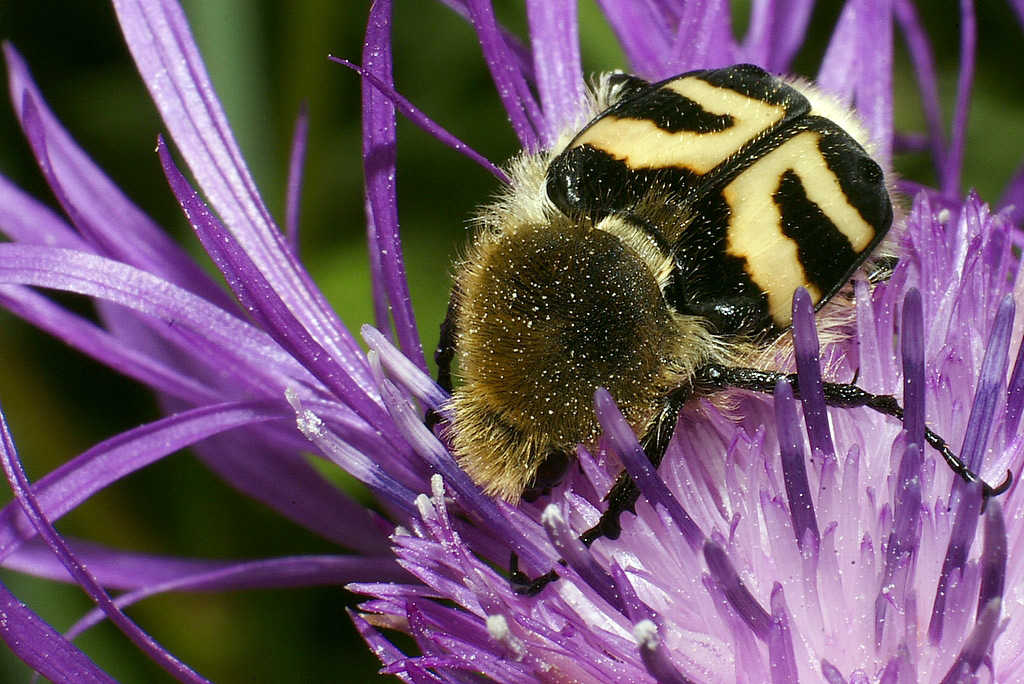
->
[0,0,1020,681]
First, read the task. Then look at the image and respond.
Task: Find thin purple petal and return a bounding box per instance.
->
[541,504,624,613]
[959,294,1014,473]
[66,554,408,640]
[999,161,1024,225]
[938,599,1001,684]
[525,0,585,133]
[775,379,821,548]
[464,0,544,148]
[928,482,982,644]
[3,44,233,309]
[942,0,977,198]
[793,287,835,459]
[594,0,672,78]
[768,585,798,684]
[901,289,926,446]
[361,0,427,368]
[634,620,696,684]
[670,0,736,71]
[0,172,82,249]
[977,499,1007,620]
[0,284,219,406]
[893,0,947,180]
[159,140,394,433]
[594,387,703,551]
[743,0,815,72]
[875,444,922,645]
[821,660,847,684]
[284,101,309,251]
[331,56,506,182]
[0,404,212,683]
[703,540,771,641]
[0,402,279,560]
[1004,301,1024,444]
[111,0,371,387]
[0,579,116,683]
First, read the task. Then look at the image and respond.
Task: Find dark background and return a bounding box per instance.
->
[0,0,1020,681]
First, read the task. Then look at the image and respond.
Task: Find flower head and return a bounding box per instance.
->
[0,0,1021,683]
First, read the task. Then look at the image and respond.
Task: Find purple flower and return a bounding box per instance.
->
[0,1,1022,683]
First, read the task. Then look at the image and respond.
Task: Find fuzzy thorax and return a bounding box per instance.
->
[450,192,723,501]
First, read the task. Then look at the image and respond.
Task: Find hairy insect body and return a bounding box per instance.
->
[452,208,726,501]
[442,64,894,504]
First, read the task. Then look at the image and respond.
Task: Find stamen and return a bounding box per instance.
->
[634,620,696,684]
[540,505,623,613]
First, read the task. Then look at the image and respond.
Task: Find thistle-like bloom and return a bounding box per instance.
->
[0,0,1022,683]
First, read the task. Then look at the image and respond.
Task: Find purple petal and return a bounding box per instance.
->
[287,393,420,516]
[594,387,703,551]
[3,44,232,310]
[375,381,552,570]
[0,579,116,683]
[774,379,821,548]
[361,0,427,368]
[938,599,1001,684]
[999,161,1024,225]
[158,140,392,431]
[703,540,771,641]
[4,538,230,588]
[111,0,369,385]
[928,482,982,645]
[66,554,408,640]
[743,0,815,72]
[464,0,544,148]
[193,429,394,553]
[793,287,835,459]
[0,244,311,393]
[609,563,658,625]
[634,620,696,684]
[821,660,847,684]
[0,173,82,249]
[901,289,926,446]
[875,443,922,645]
[0,402,278,560]
[977,499,1006,621]
[893,0,947,180]
[284,102,309,251]
[541,504,624,612]
[525,0,585,133]
[331,56,506,182]
[594,0,672,78]
[768,585,798,684]
[363,325,449,411]
[959,294,1014,473]
[349,608,409,672]
[941,0,977,198]
[670,0,737,71]
[1005,302,1024,445]
[817,0,895,159]
[0,284,219,406]
[0,404,211,683]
